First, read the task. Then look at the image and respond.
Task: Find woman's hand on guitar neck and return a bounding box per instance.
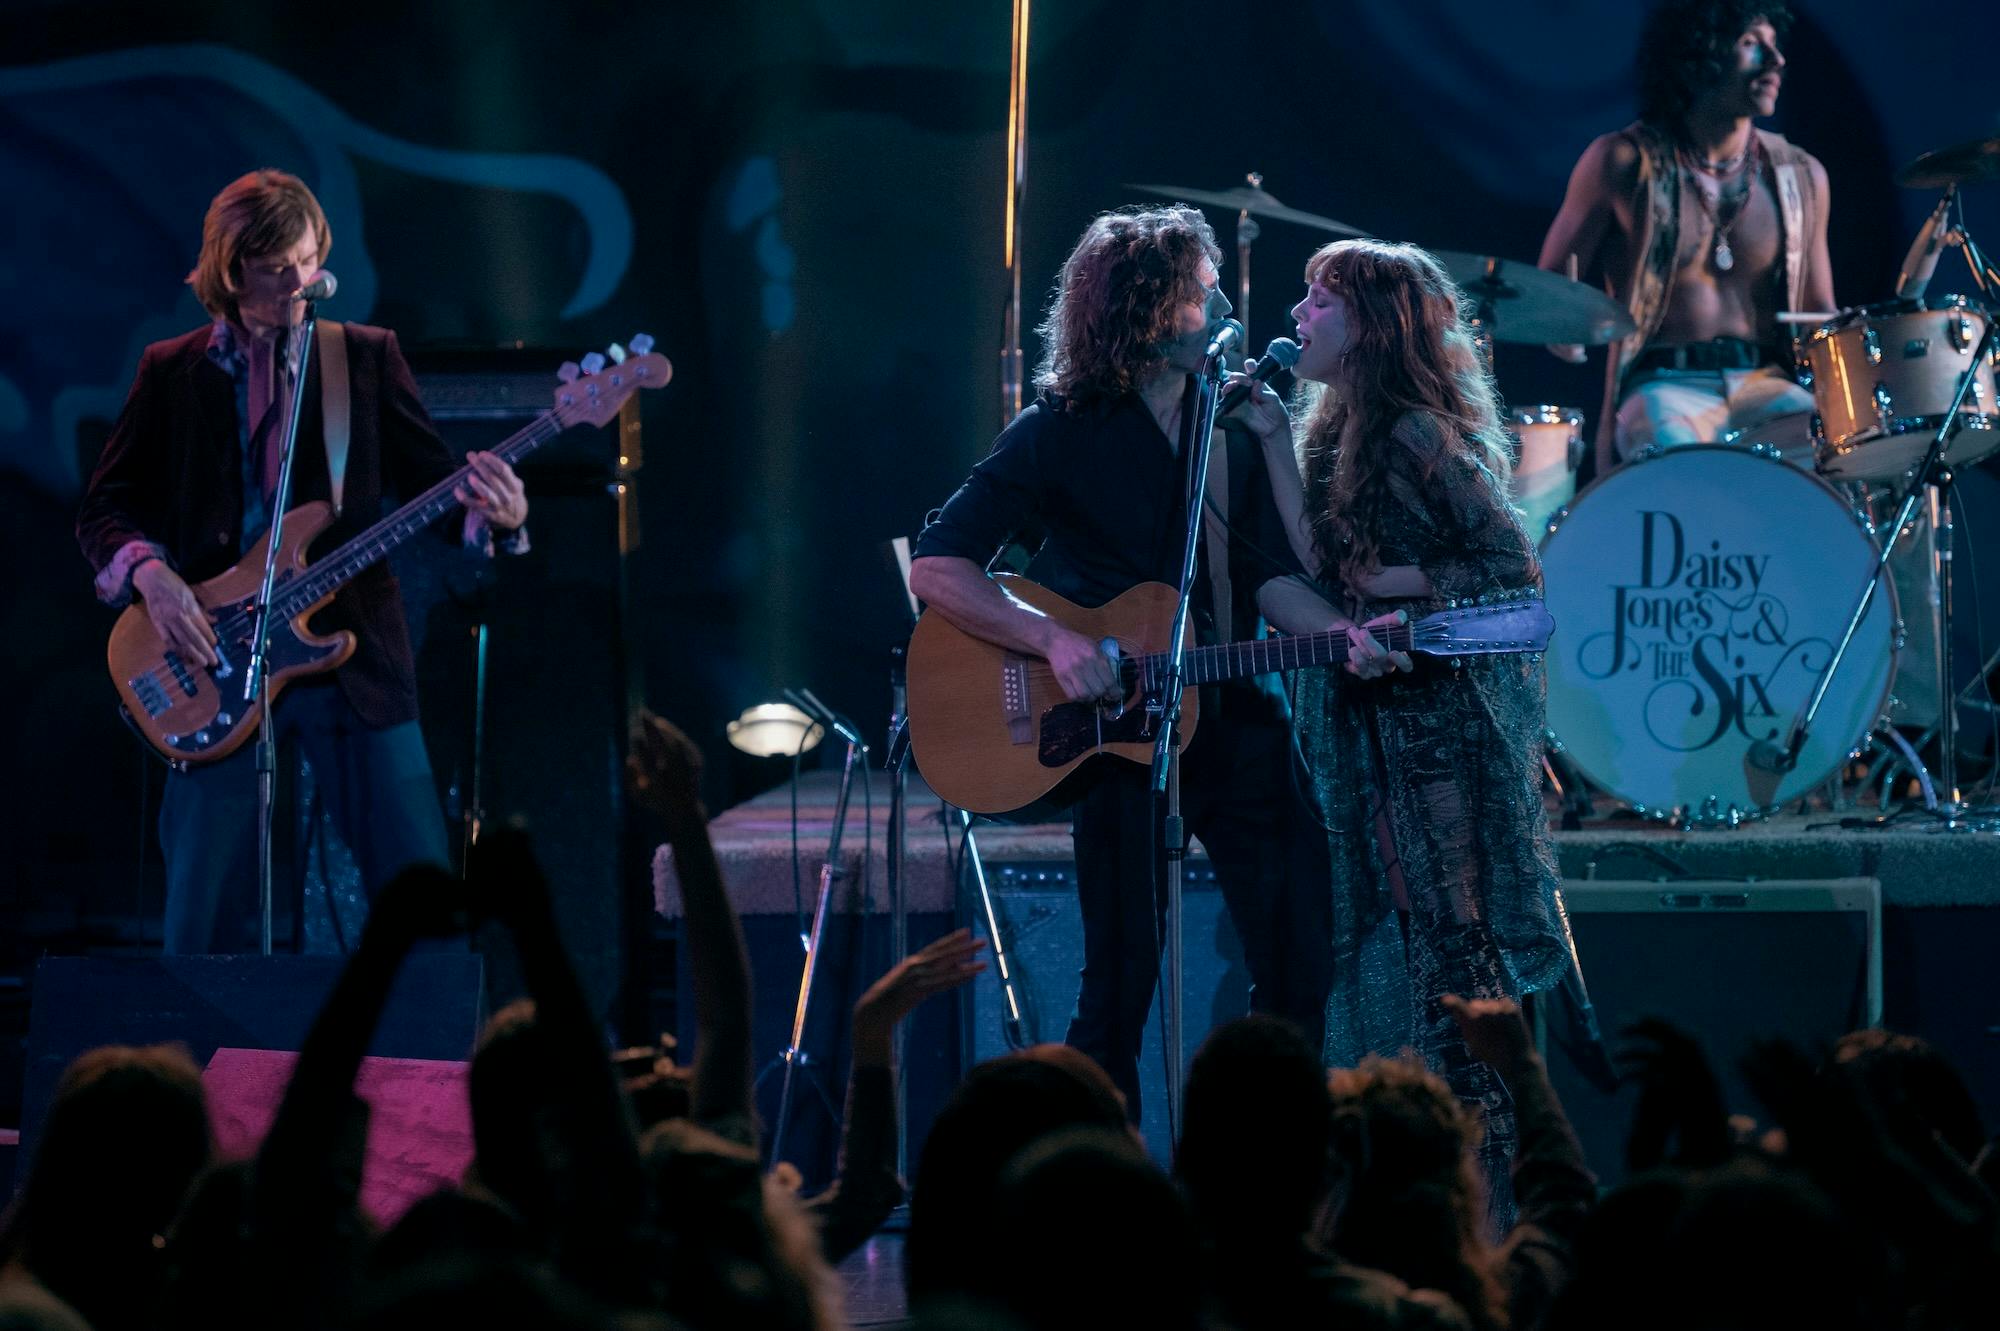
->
[133,559,219,668]
[1041,624,1122,705]
[1344,611,1413,680]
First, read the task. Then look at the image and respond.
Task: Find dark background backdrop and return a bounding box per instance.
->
[4,1,1998,1002]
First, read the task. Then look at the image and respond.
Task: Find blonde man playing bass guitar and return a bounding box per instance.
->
[77,169,528,954]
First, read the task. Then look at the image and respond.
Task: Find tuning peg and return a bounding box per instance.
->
[606,342,627,365]
[581,352,606,375]
[630,333,654,356]
[557,361,581,383]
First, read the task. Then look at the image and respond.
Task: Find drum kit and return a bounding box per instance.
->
[1138,136,2000,829]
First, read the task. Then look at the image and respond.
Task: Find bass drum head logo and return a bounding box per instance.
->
[1540,446,1895,814]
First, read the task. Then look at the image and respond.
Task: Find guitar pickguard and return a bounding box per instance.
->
[1037,698,1157,768]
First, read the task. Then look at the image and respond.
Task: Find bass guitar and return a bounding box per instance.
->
[906,575,1553,816]
[108,337,671,765]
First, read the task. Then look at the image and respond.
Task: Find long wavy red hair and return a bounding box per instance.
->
[1034,205,1221,409]
[1294,240,1516,591]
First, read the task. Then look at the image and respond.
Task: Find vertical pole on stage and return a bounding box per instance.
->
[1000,0,1030,429]
[1236,173,1262,350]
[249,302,321,957]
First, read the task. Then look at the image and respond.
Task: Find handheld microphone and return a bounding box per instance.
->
[291,272,338,302]
[1203,318,1245,361]
[1219,337,1301,413]
[1894,193,1954,301]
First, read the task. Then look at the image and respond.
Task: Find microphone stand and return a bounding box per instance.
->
[882,645,912,1180]
[1757,315,1999,830]
[245,304,320,956]
[758,688,867,1167]
[1149,349,1228,1140]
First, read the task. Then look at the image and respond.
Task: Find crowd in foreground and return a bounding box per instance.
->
[1,711,1997,1330]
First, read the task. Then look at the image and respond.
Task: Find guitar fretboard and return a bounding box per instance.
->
[211,410,562,643]
[1127,623,1416,690]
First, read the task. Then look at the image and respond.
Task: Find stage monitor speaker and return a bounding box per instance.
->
[17,953,485,1182]
[964,859,1241,1160]
[1544,878,1880,1188]
[395,351,643,1025]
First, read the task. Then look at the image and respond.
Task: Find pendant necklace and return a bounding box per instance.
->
[1680,136,1758,273]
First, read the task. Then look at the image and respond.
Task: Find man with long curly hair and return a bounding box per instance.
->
[1537,1,1833,474]
[909,206,1336,1116]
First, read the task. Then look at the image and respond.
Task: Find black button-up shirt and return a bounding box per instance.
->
[914,388,1306,706]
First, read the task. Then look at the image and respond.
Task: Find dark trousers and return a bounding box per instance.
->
[158,678,450,953]
[1064,702,1333,1117]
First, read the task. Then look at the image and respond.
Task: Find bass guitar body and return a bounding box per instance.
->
[107,501,353,765]
[905,576,1198,817]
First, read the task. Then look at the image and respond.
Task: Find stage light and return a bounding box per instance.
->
[725,702,825,758]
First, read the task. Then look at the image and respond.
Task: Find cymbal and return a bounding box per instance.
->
[1431,250,1637,345]
[1124,182,1366,236]
[1898,132,2000,188]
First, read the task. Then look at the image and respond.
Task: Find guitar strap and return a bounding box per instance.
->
[318,320,352,515]
[1203,419,1232,643]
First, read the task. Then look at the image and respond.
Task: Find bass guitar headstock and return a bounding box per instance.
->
[552,333,674,429]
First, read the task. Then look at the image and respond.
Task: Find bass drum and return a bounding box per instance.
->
[1540,445,1897,818]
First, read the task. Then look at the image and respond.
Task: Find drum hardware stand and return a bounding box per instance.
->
[1540,742,1595,830]
[1753,316,2000,832]
[246,302,321,958]
[1151,333,1234,1140]
[1236,173,1263,348]
[757,689,867,1167]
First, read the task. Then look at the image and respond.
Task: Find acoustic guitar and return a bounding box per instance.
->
[108,338,671,765]
[906,574,1554,815]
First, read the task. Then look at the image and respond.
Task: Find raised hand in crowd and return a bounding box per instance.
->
[1617,1017,1732,1174]
[1742,1036,2000,1326]
[1440,993,1536,1080]
[807,929,988,1264]
[852,928,987,1070]
[1443,993,1597,1331]
[625,707,753,1130]
[463,827,647,1304]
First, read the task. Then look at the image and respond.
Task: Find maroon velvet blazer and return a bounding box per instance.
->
[77,322,463,730]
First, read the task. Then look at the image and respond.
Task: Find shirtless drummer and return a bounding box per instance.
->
[1538,0,1834,475]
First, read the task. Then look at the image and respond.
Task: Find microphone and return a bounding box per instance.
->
[291,272,338,302]
[1746,732,1801,774]
[1219,337,1301,413]
[1894,193,1954,301]
[1203,318,1244,361]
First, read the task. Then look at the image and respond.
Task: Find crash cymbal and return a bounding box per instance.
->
[1898,132,2000,188]
[1124,182,1366,236]
[1432,250,1637,345]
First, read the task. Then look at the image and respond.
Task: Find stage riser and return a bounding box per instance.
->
[18,955,485,1188]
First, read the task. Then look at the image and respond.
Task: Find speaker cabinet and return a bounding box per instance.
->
[396,352,644,1024]
[1545,878,1881,1187]
[964,859,1240,1159]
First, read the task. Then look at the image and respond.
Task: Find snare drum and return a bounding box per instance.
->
[1540,445,1897,819]
[1508,404,1584,538]
[1804,296,2000,481]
